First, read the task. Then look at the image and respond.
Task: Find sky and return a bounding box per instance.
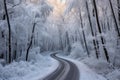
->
[48,0,66,16]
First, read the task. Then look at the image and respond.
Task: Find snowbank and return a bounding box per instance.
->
[82,57,120,80]
[81,57,113,75]
[106,69,120,80]
[0,52,59,80]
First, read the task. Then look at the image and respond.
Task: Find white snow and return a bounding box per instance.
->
[106,69,120,80]
[81,57,120,80]
[0,52,59,80]
[69,42,86,59]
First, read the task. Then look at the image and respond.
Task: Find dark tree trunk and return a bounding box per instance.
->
[58,26,63,50]
[77,29,85,49]
[4,0,12,63]
[117,0,120,25]
[13,42,17,61]
[65,31,71,52]
[1,31,5,38]
[107,18,110,31]
[93,0,110,62]
[0,53,4,59]
[86,1,99,58]
[109,0,120,37]
[2,14,6,20]
[78,8,90,57]
[26,23,36,61]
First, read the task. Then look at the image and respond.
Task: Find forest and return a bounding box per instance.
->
[0,0,120,80]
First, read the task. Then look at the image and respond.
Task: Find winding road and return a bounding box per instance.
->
[43,53,79,80]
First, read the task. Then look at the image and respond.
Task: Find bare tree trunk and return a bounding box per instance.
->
[65,31,71,52]
[26,23,36,61]
[58,28,63,50]
[86,1,99,58]
[117,0,120,25]
[93,0,110,62]
[107,17,111,31]
[77,29,85,49]
[109,0,120,37]
[2,14,6,20]
[78,8,90,57]
[4,0,12,63]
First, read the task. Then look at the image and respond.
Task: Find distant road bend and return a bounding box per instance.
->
[43,53,79,80]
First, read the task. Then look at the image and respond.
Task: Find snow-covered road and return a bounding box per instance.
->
[43,53,79,80]
[58,55,107,80]
[42,53,107,80]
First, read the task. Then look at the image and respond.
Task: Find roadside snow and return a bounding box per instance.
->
[0,53,59,80]
[81,57,113,75]
[81,57,120,80]
[106,69,120,80]
[58,55,107,80]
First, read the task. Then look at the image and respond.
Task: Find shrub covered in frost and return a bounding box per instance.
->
[69,42,87,59]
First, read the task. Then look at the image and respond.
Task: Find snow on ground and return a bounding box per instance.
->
[81,57,120,80]
[81,57,113,75]
[106,69,120,80]
[58,54,107,80]
[0,52,59,80]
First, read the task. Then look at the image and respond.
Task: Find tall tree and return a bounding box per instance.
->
[117,0,120,25]
[86,1,99,59]
[109,0,120,37]
[26,23,36,61]
[78,8,90,57]
[65,31,71,52]
[4,0,12,63]
[92,0,110,62]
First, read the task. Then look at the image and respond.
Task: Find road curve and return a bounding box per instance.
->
[43,53,79,80]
